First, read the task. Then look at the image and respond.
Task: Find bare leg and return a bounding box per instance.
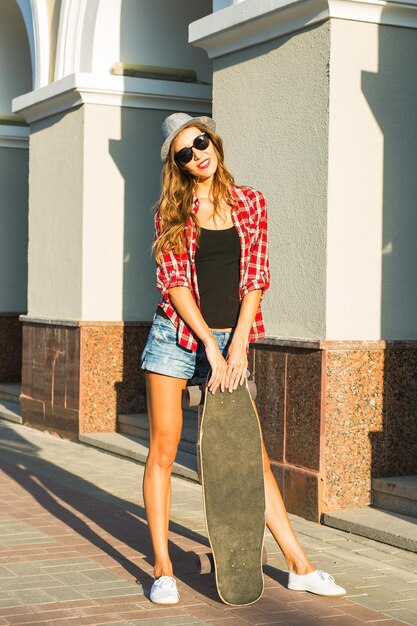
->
[142,372,187,578]
[261,441,316,575]
[249,396,316,575]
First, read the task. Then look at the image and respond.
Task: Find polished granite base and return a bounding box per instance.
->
[19,316,150,440]
[0,313,23,382]
[15,317,417,521]
[251,338,417,521]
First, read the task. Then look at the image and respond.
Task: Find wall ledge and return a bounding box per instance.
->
[19,315,151,327]
[11,73,212,124]
[252,337,417,350]
[189,0,417,58]
[0,124,29,150]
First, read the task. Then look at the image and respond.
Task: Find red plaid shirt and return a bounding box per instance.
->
[154,184,270,351]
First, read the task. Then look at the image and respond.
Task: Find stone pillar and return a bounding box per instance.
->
[13,76,211,439]
[191,0,417,520]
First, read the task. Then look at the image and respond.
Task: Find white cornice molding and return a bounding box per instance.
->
[189,0,417,58]
[0,125,29,150]
[11,73,212,124]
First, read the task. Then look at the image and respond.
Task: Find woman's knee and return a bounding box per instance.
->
[147,437,180,470]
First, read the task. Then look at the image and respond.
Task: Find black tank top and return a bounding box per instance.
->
[194,225,241,328]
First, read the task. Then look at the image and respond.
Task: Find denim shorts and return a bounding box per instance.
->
[140,312,234,382]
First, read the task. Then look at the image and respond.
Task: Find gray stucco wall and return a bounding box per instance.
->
[120,0,212,84]
[29,107,84,320]
[86,104,166,322]
[27,104,210,322]
[0,146,28,311]
[0,1,32,114]
[213,22,330,339]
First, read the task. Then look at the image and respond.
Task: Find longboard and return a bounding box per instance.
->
[186,379,266,606]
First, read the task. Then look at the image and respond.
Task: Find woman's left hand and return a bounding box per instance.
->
[224,335,248,392]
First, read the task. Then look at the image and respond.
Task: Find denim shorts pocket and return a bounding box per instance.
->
[151,317,177,344]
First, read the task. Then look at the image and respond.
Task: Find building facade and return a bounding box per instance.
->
[1,0,416,521]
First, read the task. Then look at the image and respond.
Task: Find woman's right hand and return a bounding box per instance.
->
[203,335,227,394]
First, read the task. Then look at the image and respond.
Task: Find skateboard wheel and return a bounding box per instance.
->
[195,551,214,574]
[247,380,257,400]
[262,546,267,565]
[183,386,203,407]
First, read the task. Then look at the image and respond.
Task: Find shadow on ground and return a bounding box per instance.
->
[0,422,288,606]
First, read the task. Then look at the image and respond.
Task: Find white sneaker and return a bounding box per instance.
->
[150,575,180,604]
[288,569,346,597]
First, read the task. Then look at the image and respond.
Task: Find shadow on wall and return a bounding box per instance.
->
[362,24,417,341]
[108,108,162,324]
[108,109,162,416]
[362,23,417,480]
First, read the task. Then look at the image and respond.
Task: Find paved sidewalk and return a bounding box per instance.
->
[0,421,416,626]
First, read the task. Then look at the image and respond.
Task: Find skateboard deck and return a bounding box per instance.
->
[198,379,266,606]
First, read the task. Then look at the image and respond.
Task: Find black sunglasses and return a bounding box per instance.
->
[175,132,210,164]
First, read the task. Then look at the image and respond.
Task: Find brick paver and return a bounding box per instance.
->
[0,420,415,625]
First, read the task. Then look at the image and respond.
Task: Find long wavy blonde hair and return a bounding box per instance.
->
[153,122,236,263]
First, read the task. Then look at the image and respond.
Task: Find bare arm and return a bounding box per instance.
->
[224,190,270,390]
[168,286,227,393]
[233,289,262,346]
[224,289,262,391]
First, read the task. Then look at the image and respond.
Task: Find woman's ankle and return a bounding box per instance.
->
[287,557,316,576]
[154,563,174,578]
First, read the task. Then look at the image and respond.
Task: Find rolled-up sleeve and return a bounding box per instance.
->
[241,191,270,297]
[154,209,191,299]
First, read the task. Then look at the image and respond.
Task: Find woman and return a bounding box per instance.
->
[140,112,346,605]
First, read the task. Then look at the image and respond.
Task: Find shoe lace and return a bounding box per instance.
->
[318,570,335,583]
[154,575,177,590]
